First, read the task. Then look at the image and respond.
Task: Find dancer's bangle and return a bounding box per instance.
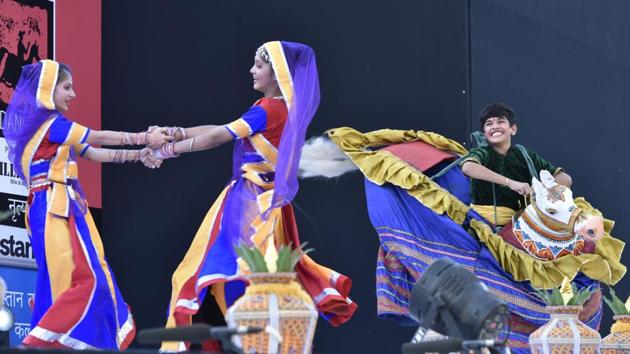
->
[166,126,186,141]
[121,132,131,146]
[121,132,148,146]
[112,149,140,163]
[153,142,179,159]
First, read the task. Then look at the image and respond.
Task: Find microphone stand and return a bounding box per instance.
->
[214,334,244,354]
[402,338,510,354]
[461,340,510,354]
[137,324,252,354]
[0,331,8,348]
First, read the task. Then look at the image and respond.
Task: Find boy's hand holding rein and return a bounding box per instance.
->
[506,178,532,196]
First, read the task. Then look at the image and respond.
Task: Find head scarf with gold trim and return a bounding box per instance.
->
[3,59,61,181]
[261,41,320,209]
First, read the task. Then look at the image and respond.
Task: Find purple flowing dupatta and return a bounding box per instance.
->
[268,41,320,209]
[224,41,320,245]
[3,60,60,182]
[163,42,357,337]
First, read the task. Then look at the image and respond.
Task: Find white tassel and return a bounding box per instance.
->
[299,136,358,178]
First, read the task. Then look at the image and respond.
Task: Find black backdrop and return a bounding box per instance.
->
[469,0,630,331]
[100,1,628,352]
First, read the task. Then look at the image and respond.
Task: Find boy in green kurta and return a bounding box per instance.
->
[460,103,572,225]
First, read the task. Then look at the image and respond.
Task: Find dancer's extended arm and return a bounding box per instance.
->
[81,146,162,168]
[86,128,172,148]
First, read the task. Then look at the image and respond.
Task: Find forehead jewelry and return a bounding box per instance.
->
[258,48,271,64]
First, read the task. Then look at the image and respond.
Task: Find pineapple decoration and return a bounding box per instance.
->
[601,287,630,354]
[532,277,597,308]
[234,242,312,274]
[529,277,601,354]
[227,242,318,354]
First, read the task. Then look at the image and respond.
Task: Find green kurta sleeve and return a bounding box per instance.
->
[460,146,488,166]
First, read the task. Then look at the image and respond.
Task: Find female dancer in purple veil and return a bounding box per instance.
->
[153,41,357,351]
[3,59,169,349]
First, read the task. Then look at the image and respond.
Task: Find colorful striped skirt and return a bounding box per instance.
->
[24,186,135,350]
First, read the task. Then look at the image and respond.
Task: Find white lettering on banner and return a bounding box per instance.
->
[8,198,26,222]
[2,112,23,133]
[0,225,36,268]
[0,138,28,196]
[3,290,24,308]
[0,235,31,259]
[13,322,31,339]
[3,291,15,307]
[0,162,20,179]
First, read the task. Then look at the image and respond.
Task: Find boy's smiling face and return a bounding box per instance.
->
[483,116,517,146]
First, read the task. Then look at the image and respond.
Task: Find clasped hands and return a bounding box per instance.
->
[138,126,183,169]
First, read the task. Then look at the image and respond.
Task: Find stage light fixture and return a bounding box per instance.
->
[403,257,510,353]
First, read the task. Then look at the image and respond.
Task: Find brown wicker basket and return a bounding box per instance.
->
[226,272,318,354]
[529,306,601,354]
[601,315,630,354]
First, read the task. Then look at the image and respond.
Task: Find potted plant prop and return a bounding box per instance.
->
[529,278,600,354]
[226,242,317,354]
[601,287,630,354]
